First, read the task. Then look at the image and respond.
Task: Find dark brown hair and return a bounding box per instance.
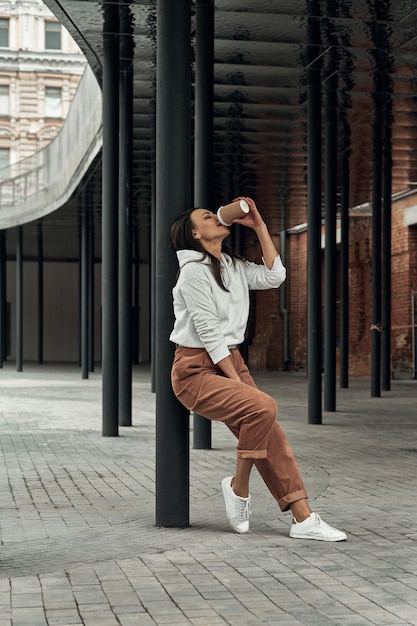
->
[170,208,240,291]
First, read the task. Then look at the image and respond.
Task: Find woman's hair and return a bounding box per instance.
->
[170,208,240,291]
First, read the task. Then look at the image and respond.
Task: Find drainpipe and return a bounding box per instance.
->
[279,195,290,370]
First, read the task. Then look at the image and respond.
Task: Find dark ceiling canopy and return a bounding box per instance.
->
[12,0,417,260]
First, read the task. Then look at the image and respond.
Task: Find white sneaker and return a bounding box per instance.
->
[221,476,251,534]
[289,512,347,542]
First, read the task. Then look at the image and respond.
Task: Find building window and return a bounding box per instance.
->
[0,18,9,48]
[45,21,61,50]
[45,87,62,117]
[0,148,9,179]
[0,86,8,115]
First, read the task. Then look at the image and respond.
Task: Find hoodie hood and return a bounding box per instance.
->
[176,249,233,269]
[176,249,209,268]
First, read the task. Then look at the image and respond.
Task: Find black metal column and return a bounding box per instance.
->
[16,226,23,372]
[193,0,214,450]
[150,159,156,392]
[0,231,6,366]
[324,50,337,412]
[37,222,43,365]
[339,117,350,389]
[133,230,139,366]
[118,8,134,427]
[371,102,382,398]
[280,219,290,369]
[155,0,191,527]
[194,0,213,206]
[306,4,322,424]
[88,200,95,373]
[381,116,392,391]
[102,1,120,435]
[81,192,89,380]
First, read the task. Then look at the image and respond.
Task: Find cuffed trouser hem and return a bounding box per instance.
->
[277,489,309,512]
[236,448,267,460]
[172,347,308,511]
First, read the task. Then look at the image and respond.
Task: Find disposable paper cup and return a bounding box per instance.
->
[217,200,250,226]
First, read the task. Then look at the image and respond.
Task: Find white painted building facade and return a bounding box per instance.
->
[0,0,86,174]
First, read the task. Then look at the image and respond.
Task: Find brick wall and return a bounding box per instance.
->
[287,229,308,371]
[390,196,416,377]
[348,217,373,376]
[244,193,417,379]
[242,216,285,370]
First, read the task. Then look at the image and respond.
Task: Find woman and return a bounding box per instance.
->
[169,196,346,541]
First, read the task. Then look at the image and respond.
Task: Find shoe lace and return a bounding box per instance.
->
[237,498,251,522]
[313,513,338,534]
[316,513,329,527]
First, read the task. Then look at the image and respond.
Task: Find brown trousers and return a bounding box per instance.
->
[171,346,308,511]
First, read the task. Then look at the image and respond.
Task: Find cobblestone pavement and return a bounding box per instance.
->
[0,363,416,625]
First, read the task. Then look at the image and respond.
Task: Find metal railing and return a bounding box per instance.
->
[0,155,45,206]
[0,64,102,228]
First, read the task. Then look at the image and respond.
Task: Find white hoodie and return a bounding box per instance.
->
[169,250,286,364]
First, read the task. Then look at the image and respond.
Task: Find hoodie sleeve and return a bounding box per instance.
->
[242,255,286,290]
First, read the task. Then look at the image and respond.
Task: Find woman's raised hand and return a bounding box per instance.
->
[231,196,265,230]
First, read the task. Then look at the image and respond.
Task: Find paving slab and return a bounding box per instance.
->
[0,363,417,625]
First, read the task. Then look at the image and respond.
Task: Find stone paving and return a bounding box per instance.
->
[0,362,416,625]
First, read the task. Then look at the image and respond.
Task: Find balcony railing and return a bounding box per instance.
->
[0,155,44,206]
[0,64,102,228]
